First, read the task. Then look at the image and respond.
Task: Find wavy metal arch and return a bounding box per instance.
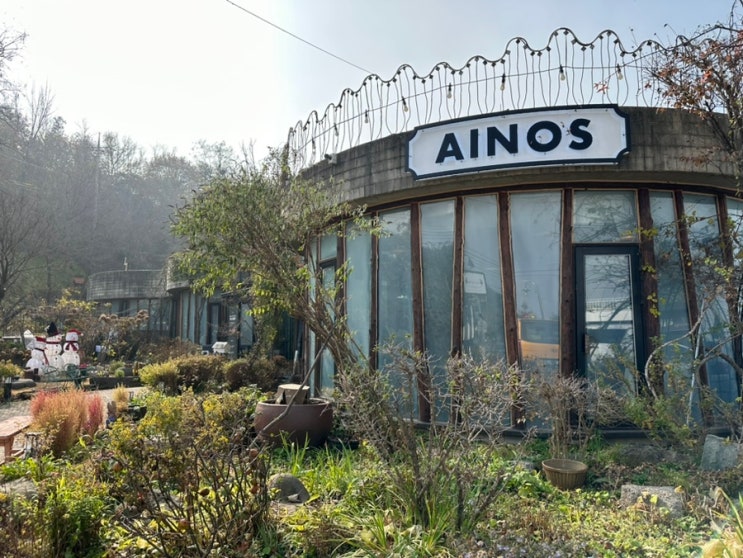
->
[286,27,673,170]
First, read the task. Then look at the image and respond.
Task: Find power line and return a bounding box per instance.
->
[223,0,373,75]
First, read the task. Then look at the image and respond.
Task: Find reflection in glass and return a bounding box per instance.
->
[727,198,743,321]
[649,193,693,400]
[511,192,561,374]
[582,253,637,393]
[685,194,737,403]
[463,196,506,361]
[573,191,638,243]
[421,201,455,421]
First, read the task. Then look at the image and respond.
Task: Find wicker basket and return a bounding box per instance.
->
[541,458,588,489]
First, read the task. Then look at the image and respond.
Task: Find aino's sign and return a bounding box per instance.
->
[407,105,630,180]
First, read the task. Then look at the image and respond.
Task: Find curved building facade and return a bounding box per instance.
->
[300,103,740,429]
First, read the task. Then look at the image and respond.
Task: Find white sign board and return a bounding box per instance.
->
[407,105,630,180]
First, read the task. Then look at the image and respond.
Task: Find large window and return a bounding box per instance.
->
[463,195,506,360]
[421,200,455,420]
[346,222,372,359]
[511,191,562,373]
[573,190,638,243]
[378,208,414,357]
[684,194,737,403]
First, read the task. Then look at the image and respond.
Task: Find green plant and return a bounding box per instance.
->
[336,346,515,536]
[223,355,289,392]
[172,353,225,392]
[138,360,179,393]
[701,491,743,557]
[103,388,270,556]
[0,359,23,378]
[43,471,110,558]
[140,355,225,393]
[0,340,27,368]
[0,454,58,483]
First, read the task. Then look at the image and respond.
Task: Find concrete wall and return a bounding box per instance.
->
[87,270,167,301]
[302,107,735,208]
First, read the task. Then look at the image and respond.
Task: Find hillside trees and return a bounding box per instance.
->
[0,27,223,330]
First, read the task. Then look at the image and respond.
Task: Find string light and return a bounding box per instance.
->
[559,65,566,81]
[616,65,623,80]
[447,84,453,99]
[364,110,369,123]
[500,74,506,91]
[402,97,409,112]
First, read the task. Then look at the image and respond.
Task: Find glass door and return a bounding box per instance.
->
[575,246,645,394]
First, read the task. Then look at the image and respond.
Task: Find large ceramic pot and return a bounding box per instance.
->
[541,458,588,490]
[254,398,333,447]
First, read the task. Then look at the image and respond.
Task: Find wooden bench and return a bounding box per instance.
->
[0,415,33,464]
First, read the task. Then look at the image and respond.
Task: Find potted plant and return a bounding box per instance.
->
[533,373,590,489]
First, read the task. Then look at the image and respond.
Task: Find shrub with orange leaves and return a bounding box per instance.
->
[30,389,105,456]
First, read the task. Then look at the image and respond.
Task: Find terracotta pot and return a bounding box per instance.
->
[254,398,333,447]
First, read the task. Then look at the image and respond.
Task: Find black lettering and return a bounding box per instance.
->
[470,129,479,158]
[527,121,561,152]
[487,124,518,155]
[435,133,464,163]
[568,118,593,150]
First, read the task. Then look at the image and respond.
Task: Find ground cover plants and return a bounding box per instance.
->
[2,370,743,556]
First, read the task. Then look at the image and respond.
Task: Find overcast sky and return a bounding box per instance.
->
[2,0,736,160]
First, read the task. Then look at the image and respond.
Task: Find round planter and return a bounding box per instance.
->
[541,458,588,490]
[254,398,333,447]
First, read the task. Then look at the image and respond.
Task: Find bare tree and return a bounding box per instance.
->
[0,187,48,329]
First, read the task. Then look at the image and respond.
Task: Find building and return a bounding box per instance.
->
[288,29,741,429]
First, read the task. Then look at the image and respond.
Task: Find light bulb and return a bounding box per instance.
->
[616,65,623,80]
[402,98,409,112]
[364,110,369,124]
[500,76,506,91]
[447,84,453,99]
[559,66,566,81]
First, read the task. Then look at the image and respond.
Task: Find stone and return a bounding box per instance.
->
[0,478,37,499]
[268,473,310,504]
[700,434,743,471]
[619,484,685,518]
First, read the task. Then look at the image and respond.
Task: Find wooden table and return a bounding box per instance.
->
[0,415,33,463]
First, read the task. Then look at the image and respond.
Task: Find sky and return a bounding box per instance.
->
[1,0,737,161]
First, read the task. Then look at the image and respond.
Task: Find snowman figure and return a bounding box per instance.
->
[62,329,81,367]
[44,322,64,371]
[25,336,47,373]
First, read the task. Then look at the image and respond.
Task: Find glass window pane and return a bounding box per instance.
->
[321,234,337,260]
[649,192,694,402]
[685,194,737,403]
[378,208,413,347]
[511,191,561,374]
[573,191,638,243]
[378,208,415,412]
[650,193,691,342]
[421,200,455,421]
[346,223,371,358]
[319,264,335,396]
[463,195,506,361]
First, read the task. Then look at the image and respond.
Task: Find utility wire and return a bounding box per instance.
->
[223,0,373,75]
